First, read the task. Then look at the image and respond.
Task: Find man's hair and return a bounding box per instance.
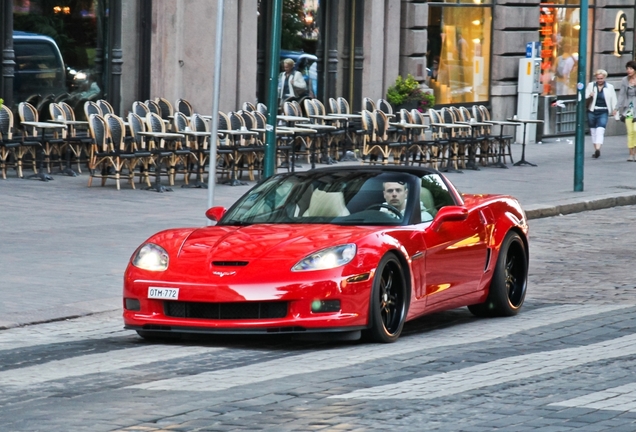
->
[627,60,636,70]
[383,181,407,190]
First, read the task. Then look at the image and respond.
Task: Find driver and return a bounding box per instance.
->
[382,181,408,213]
[381,181,433,220]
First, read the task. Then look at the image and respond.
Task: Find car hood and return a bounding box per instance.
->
[178,224,375,262]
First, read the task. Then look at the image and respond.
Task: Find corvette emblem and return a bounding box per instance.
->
[212,270,236,277]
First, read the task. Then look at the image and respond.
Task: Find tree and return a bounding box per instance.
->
[281,0,305,50]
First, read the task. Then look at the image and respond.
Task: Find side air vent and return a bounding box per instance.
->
[212,261,249,266]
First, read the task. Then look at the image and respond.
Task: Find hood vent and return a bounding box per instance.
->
[212,261,249,267]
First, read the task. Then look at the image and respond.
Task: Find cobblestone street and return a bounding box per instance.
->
[1,206,636,431]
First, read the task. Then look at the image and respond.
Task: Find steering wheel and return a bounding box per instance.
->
[365,203,403,219]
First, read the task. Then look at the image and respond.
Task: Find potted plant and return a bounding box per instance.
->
[0,98,3,108]
[386,74,435,112]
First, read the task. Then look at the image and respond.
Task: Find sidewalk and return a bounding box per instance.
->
[0,133,634,329]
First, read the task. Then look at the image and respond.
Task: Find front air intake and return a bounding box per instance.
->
[164,301,288,319]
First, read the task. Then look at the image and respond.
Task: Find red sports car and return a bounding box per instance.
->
[123,166,529,343]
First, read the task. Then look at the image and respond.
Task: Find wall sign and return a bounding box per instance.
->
[615,11,627,57]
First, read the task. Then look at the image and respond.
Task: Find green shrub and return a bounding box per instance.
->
[386,74,435,111]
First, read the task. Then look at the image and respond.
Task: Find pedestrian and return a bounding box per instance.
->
[278,58,307,110]
[585,69,617,159]
[617,60,636,161]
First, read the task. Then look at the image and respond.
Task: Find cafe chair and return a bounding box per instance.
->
[257,103,268,117]
[127,112,154,187]
[49,102,91,174]
[172,111,199,182]
[377,98,394,116]
[146,111,187,186]
[87,114,114,188]
[175,98,194,116]
[132,101,150,119]
[0,104,39,179]
[428,109,450,170]
[363,97,376,112]
[409,109,437,169]
[187,113,215,184]
[145,99,162,116]
[104,113,137,190]
[361,109,394,165]
[19,101,64,174]
[440,107,470,171]
[96,99,114,115]
[84,101,102,121]
[242,102,257,112]
[61,102,92,171]
[36,93,55,121]
[479,105,514,164]
[155,97,174,121]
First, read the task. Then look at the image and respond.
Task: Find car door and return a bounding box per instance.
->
[419,175,489,307]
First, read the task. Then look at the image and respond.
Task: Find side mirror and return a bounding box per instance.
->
[429,206,468,231]
[205,206,227,222]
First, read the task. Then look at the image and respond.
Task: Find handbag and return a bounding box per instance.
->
[586,85,595,110]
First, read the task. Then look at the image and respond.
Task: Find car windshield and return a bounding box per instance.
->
[221,170,420,226]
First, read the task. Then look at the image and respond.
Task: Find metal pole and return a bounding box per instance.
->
[206,0,225,222]
[263,0,284,179]
[574,1,588,192]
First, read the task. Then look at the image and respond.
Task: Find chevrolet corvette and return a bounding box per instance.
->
[123,166,529,343]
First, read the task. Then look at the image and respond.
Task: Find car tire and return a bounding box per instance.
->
[365,252,408,343]
[468,231,527,317]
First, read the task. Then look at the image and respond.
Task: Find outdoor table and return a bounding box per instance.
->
[457,120,491,170]
[389,122,430,165]
[275,117,317,171]
[217,128,259,186]
[430,122,471,173]
[21,121,66,182]
[48,119,89,177]
[138,131,186,192]
[507,118,544,167]
[484,120,522,169]
[178,129,224,188]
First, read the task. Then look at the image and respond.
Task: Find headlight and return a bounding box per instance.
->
[132,243,169,271]
[292,244,356,272]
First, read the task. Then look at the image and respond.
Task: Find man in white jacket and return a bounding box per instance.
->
[278,58,307,109]
[585,69,617,159]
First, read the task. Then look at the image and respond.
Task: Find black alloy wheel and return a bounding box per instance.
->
[366,253,408,343]
[468,231,528,317]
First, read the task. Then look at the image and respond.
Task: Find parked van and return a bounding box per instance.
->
[12,31,66,103]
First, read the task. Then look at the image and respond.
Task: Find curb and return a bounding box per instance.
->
[526,194,636,219]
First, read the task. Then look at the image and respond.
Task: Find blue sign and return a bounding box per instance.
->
[526,42,540,58]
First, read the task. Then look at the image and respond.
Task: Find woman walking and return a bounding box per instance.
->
[617,61,636,161]
[585,69,617,159]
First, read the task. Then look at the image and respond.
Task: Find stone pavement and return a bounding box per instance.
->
[0,132,634,329]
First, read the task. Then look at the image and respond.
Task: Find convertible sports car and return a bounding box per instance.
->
[123,166,529,343]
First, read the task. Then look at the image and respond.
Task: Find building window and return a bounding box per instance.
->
[428,4,492,104]
[540,4,593,96]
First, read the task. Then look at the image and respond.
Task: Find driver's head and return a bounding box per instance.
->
[383,181,408,211]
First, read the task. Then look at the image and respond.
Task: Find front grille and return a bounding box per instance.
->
[164,301,288,320]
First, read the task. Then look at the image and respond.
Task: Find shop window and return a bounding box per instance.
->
[428,5,492,104]
[540,4,593,96]
[13,0,104,104]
